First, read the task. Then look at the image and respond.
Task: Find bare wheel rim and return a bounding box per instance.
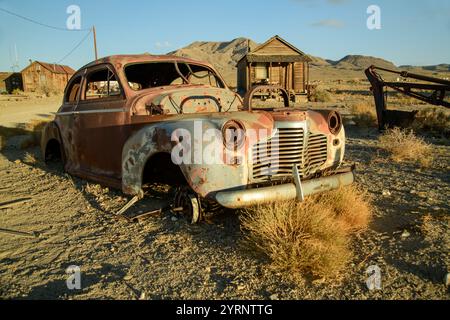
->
[174,188,201,224]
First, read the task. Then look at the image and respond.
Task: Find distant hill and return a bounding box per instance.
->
[331,55,398,70]
[309,55,331,67]
[169,37,258,87]
[400,64,450,72]
[167,38,448,85]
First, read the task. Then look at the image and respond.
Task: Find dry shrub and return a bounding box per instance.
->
[309,87,331,102]
[316,185,372,234]
[11,88,23,95]
[240,185,372,279]
[350,102,377,127]
[412,107,450,135]
[379,127,433,167]
[23,152,38,165]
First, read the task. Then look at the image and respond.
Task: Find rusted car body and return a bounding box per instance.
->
[41,54,353,220]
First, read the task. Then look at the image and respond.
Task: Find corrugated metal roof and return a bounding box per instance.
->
[22,61,76,74]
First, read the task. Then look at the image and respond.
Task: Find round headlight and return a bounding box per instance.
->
[328,111,342,135]
[222,120,246,150]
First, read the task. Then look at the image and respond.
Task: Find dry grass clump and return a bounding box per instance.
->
[378,127,433,167]
[309,87,332,102]
[412,107,450,135]
[240,185,372,279]
[350,102,378,127]
[316,185,372,234]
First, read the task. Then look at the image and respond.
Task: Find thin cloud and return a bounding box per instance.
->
[155,41,171,48]
[311,19,345,28]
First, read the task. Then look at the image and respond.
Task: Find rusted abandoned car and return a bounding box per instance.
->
[41,54,354,223]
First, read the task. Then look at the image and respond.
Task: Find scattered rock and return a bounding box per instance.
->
[124,274,133,281]
[139,292,146,300]
[171,216,178,222]
[401,230,411,239]
[445,273,450,287]
[382,190,391,196]
[269,293,279,300]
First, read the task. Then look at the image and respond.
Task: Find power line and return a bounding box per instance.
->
[56,29,92,64]
[0,7,91,32]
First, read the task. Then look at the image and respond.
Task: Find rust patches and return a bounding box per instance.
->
[44,53,348,207]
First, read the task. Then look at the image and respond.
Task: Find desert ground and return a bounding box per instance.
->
[0,74,449,299]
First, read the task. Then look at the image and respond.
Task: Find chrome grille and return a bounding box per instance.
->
[251,128,328,181]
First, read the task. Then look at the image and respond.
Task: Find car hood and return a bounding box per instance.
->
[130,85,243,115]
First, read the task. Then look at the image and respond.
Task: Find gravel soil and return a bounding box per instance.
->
[0,126,449,299]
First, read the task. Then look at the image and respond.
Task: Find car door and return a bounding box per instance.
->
[72,64,127,184]
[56,72,83,173]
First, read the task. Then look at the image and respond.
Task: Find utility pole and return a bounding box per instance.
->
[92,25,98,60]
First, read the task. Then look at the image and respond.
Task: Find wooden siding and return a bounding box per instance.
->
[293,62,304,92]
[21,62,73,93]
[236,36,310,95]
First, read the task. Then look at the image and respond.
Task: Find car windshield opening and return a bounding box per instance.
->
[124,62,224,90]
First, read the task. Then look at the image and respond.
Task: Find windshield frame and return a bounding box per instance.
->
[123,61,227,91]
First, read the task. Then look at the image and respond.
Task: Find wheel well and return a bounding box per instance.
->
[45,139,62,162]
[142,152,186,186]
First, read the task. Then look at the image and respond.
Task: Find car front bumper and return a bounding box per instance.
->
[214,166,354,209]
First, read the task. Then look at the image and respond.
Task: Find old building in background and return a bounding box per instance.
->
[236,35,312,102]
[3,72,23,93]
[21,61,75,94]
[0,72,11,93]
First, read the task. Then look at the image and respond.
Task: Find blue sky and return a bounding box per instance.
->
[0,0,449,71]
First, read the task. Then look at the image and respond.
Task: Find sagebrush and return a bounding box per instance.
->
[379,127,433,167]
[240,185,372,280]
[350,102,377,127]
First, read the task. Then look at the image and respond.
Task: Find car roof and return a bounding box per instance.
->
[80,54,215,70]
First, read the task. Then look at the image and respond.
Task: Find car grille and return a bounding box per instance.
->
[251,128,328,181]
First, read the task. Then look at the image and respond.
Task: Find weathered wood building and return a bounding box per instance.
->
[3,72,23,93]
[237,35,311,101]
[0,72,11,93]
[21,61,75,93]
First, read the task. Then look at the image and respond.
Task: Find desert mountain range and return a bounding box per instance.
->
[169,37,449,86]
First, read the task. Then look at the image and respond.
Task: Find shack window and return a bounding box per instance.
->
[65,76,82,103]
[255,63,268,80]
[84,67,121,100]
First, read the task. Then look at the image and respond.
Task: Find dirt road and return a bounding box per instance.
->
[0,127,448,299]
[0,95,61,128]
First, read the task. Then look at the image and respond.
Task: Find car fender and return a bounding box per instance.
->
[121,114,273,198]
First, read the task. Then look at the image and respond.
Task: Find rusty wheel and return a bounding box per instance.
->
[174,187,202,224]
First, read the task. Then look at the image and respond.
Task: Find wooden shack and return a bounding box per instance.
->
[3,72,23,93]
[237,35,312,101]
[21,61,75,93]
[0,72,11,93]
